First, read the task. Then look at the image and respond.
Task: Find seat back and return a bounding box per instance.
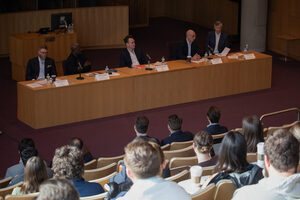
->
[90,172,118,189]
[97,155,124,169]
[161,144,170,151]
[169,140,193,151]
[84,159,97,170]
[5,192,39,200]
[0,182,23,199]
[165,169,190,183]
[164,146,196,161]
[191,183,216,200]
[202,166,215,176]
[214,180,237,200]
[246,153,257,163]
[0,177,12,189]
[80,192,107,200]
[83,163,117,181]
[169,156,198,169]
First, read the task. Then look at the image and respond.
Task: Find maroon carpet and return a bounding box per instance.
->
[0,17,300,177]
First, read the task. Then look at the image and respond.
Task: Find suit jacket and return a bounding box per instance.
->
[203,123,228,144]
[161,130,194,146]
[205,31,230,54]
[119,48,147,67]
[64,53,91,75]
[176,40,200,60]
[136,135,160,145]
[25,57,57,80]
[5,162,24,178]
[71,178,104,197]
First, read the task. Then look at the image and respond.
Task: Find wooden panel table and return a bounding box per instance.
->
[17,51,272,129]
[10,32,77,81]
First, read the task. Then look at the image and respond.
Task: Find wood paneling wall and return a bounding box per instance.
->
[268,0,300,60]
[149,0,239,35]
[0,6,128,56]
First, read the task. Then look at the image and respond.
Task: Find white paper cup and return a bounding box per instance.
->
[190,166,203,184]
[257,142,264,168]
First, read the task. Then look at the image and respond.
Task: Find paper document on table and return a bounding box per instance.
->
[35,79,47,85]
[54,80,69,87]
[220,47,231,57]
[192,58,206,64]
[155,65,169,72]
[211,58,223,64]
[244,53,256,60]
[27,83,42,88]
[109,72,120,77]
[227,54,239,59]
[95,73,110,81]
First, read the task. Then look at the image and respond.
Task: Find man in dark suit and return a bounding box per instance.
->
[25,45,57,80]
[205,21,230,55]
[161,114,194,146]
[119,35,147,68]
[203,106,228,144]
[176,29,201,61]
[134,116,160,145]
[64,43,91,75]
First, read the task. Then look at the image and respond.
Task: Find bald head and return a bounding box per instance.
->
[186,29,196,43]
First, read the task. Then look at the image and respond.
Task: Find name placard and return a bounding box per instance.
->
[95,73,110,81]
[244,53,256,60]
[54,80,69,87]
[155,65,169,72]
[211,58,223,64]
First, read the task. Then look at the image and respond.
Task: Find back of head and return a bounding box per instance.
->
[22,156,48,194]
[207,106,221,123]
[216,131,248,173]
[52,145,84,179]
[124,140,161,179]
[193,131,213,154]
[242,115,264,153]
[37,178,79,200]
[135,116,149,134]
[265,129,299,173]
[168,114,182,131]
[18,138,35,153]
[289,122,300,142]
[21,147,38,166]
[69,137,83,150]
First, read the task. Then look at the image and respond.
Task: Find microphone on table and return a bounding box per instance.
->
[77,61,84,80]
[207,45,214,55]
[146,53,152,70]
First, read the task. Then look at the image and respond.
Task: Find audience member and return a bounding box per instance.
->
[176,29,201,60]
[117,139,190,200]
[290,121,300,142]
[242,115,264,153]
[37,178,79,200]
[205,21,230,55]
[119,35,147,67]
[52,145,104,197]
[64,43,91,75]
[193,131,218,167]
[161,114,194,146]
[25,45,56,80]
[69,137,94,163]
[134,116,160,145]
[5,138,36,178]
[12,156,48,195]
[202,131,263,188]
[232,129,300,200]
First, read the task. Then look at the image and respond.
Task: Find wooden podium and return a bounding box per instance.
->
[10,32,77,81]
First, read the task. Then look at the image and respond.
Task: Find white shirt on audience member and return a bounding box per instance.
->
[214,32,221,54]
[127,49,140,67]
[117,176,191,200]
[38,56,45,79]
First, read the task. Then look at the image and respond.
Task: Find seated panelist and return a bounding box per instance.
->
[205,21,230,55]
[119,35,147,68]
[176,29,201,61]
[64,43,91,75]
[25,45,56,81]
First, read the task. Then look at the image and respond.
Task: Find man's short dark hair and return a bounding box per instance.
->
[70,137,83,150]
[123,35,134,44]
[214,21,223,27]
[135,116,149,134]
[207,106,221,123]
[21,146,38,166]
[168,114,182,131]
[265,129,299,172]
[18,138,35,152]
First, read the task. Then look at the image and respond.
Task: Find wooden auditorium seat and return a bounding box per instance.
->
[90,172,118,189]
[80,192,107,200]
[169,156,198,169]
[84,159,97,170]
[0,177,12,189]
[97,155,124,169]
[83,163,117,181]
[169,140,193,151]
[214,180,237,200]
[4,192,39,200]
[191,183,216,200]
[164,146,196,161]
[165,169,190,183]
[0,182,23,199]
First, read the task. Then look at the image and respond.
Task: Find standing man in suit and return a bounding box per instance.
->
[119,35,147,67]
[161,114,194,146]
[25,45,57,80]
[205,21,230,55]
[176,29,201,61]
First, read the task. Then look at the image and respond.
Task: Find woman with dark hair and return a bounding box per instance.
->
[202,131,263,188]
[12,156,48,195]
[242,115,264,153]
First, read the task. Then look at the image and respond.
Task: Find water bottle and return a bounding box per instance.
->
[46,73,50,85]
[244,43,248,54]
[161,56,165,64]
[105,66,109,74]
[204,52,208,58]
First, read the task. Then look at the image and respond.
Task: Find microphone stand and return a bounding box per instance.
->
[146,54,152,70]
[77,62,84,80]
